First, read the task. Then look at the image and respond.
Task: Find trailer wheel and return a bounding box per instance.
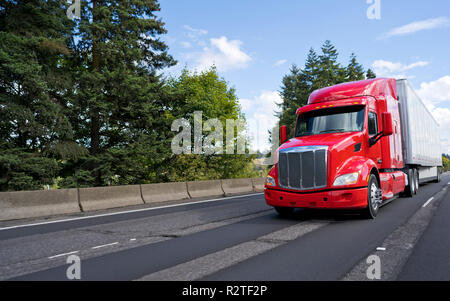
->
[414,169,419,194]
[362,174,381,219]
[274,207,295,217]
[433,168,441,183]
[402,169,415,197]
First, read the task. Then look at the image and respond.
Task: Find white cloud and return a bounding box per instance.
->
[382,17,450,38]
[238,98,253,112]
[440,137,450,156]
[180,41,192,48]
[274,59,288,67]
[371,60,429,79]
[195,36,252,72]
[239,91,282,152]
[183,25,208,36]
[416,76,450,106]
[431,107,450,130]
[415,76,450,154]
[429,106,450,155]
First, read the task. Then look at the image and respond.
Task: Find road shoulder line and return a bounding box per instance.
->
[343,184,449,281]
[0,193,264,232]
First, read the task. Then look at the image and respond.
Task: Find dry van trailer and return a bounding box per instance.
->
[397,79,442,186]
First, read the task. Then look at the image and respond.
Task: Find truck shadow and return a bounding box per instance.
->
[275,208,368,222]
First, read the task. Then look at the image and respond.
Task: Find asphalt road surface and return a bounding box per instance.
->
[1,173,449,281]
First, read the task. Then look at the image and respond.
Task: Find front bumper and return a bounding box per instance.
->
[265,187,368,209]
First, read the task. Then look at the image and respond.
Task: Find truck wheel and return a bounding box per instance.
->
[362,174,381,219]
[403,169,415,197]
[434,168,441,183]
[414,169,419,194]
[274,207,295,217]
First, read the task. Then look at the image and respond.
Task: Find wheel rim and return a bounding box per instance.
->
[415,171,419,192]
[370,182,380,211]
[411,171,416,194]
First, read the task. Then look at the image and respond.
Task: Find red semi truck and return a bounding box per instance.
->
[265,78,442,218]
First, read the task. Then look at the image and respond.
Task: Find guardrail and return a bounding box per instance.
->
[0,178,266,221]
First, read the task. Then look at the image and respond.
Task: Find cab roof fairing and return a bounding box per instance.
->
[296,97,369,116]
[307,78,398,105]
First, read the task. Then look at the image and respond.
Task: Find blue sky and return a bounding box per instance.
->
[157,0,450,153]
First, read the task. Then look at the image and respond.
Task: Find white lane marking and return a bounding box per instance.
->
[91,242,119,249]
[48,250,79,259]
[376,247,386,251]
[447,181,450,185]
[138,221,328,281]
[129,238,136,242]
[422,197,434,208]
[0,193,264,231]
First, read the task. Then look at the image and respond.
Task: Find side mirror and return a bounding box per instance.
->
[369,112,393,147]
[280,125,287,145]
[382,112,393,136]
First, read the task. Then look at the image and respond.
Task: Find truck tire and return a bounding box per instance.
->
[402,169,415,197]
[414,169,419,194]
[274,207,295,217]
[362,174,381,219]
[433,168,441,183]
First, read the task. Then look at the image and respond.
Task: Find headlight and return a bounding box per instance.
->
[333,172,359,186]
[265,175,276,186]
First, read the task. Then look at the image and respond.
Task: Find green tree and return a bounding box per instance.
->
[442,154,450,172]
[316,40,346,88]
[346,53,365,81]
[62,0,176,187]
[277,41,372,139]
[366,68,377,79]
[0,0,80,191]
[278,65,309,137]
[162,68,258,182]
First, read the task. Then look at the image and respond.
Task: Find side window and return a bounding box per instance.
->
[368,112,378,136]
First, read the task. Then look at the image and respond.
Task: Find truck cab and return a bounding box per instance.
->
[265,78,408,218]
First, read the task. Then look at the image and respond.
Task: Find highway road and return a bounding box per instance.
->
[0,173,449,281]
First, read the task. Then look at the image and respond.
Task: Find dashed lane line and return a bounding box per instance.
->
[91,242,119,250]
[137,221,328,281]
[44,211,272,263]
[422,197,434,208]
[48,251,79,259]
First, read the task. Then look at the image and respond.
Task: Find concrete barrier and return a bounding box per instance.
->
[79,185,143,211]
[0,177,266,222]
[251,178,265,192]
[0,189,80,221]
[141,182,190,204]
[221,178,253,195]
[187,180,224,198]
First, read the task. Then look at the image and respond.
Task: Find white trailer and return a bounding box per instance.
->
[397,79,442,185]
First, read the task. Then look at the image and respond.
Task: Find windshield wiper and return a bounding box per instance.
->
[319,129,345,134]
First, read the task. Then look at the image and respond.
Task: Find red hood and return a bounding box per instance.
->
[279,132,362,152]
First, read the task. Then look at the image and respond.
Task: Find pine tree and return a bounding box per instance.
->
[366,68,377,79]
[0,0,78,190]
[346,53,365,81]
[303,48,320,86]
[277,41,373,141]
[316,40,346,88]
[278,64,310,137]
[63,0,177,187]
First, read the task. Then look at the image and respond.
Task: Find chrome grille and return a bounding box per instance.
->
[277,146,328,190]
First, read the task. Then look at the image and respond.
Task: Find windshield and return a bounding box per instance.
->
[295,105,365,137]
